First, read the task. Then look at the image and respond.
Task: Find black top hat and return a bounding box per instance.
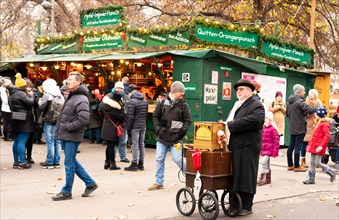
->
[233,79,255,91]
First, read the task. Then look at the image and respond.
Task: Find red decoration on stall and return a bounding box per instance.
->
[79,36,83,43]
[195,103,199,111]
[122,33,126,41]
[224,71,230,78]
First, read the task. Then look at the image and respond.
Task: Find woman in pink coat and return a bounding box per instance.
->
[303,106,336,184]
[257,111,280,186]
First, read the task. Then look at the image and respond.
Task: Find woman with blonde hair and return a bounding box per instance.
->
[268,91,286,156]
[301,89,323,168]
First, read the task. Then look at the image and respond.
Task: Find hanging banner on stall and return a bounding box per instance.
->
[128,34,148,47]
[36,44,51,54]
[82,34,123,51]
[242,72,287,109]
[222,82,232,100]
[204,84,218,104]
[262,41,313,66]
[166,32,191,46]
[51,39,78,54]
[81,8,121,28]
[127,32,190,48]
[195,25,259,48]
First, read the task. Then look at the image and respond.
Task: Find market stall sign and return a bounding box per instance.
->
[36,44,51,54]
[262,41,313,66]
[218,65,234,73]
[51,39,78,54]
[184,85,196,92]
[81,9,121,28]
[195,25,259,48]
[82,34,123,51]
[127,32,190,48]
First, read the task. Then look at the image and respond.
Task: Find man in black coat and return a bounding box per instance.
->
[226,79,265,216]
[149,81,191,191]
[53,72,98,201]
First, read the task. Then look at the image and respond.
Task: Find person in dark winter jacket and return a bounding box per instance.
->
[286,84,316,172]
[33,79,45,145]
[224,79,265,216]
[100,81,127,170]
[7,73,35,169]
[87,86,102,144]
[257,111,279,186]
[124,89,148,171]
[52,72,98,201]
[303,106,336,184]
[148,81,191,191]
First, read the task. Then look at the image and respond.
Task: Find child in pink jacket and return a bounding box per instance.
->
[257,111,280,186]
[303,106,336,184]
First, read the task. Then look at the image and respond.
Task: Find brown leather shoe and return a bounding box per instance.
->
[294,166,307,172]
[301,158,308,168]
[287,166,294,171]
[148,183,164,191]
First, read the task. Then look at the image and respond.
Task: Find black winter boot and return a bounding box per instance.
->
[109,159,121,170]
[303,170,315,184]
[124,162,138,171]
[104,160,110,170]
[138,160,144,170]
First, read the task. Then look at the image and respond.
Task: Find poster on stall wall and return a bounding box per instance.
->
[211,71,218,84]
[242,72,287,110]
[204,84,218,104]
[222,82,232,100]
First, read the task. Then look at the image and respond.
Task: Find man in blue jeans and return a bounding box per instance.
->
[53,72,98,201]
[286,84,316,172]
[149,81,191,191]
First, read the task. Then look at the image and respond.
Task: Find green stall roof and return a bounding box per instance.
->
[0,54,64,63]
[0,49,315,76]
[92,51,168,61]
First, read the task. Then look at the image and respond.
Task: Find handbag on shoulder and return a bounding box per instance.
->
[11,111,27,121]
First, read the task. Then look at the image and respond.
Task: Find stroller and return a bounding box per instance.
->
[321,120,339,164]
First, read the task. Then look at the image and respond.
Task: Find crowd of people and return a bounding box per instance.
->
[0,73,338,214]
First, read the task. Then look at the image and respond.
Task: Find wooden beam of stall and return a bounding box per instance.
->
[46,63,62,85]
[152,56,168,92]
[98,64,109,80]
[10,63,18,74]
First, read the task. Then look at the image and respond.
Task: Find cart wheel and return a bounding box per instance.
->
[198,192,219,220]
[176,188,196,216]
[199,189,219,201]
[221,189,242,217]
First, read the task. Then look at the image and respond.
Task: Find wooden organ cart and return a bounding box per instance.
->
[175,122,242,220]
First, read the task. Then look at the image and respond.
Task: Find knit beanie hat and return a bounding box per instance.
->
[171,81,185,93]
[128,84,137,93]
[114,81,124,89]
[316,106,327,118]
[265,111,274,121]
[15,73,26,88]
[34,79,43,87]
[293,84,305,94]
[275,91,283,98]
[308,89,318,98]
